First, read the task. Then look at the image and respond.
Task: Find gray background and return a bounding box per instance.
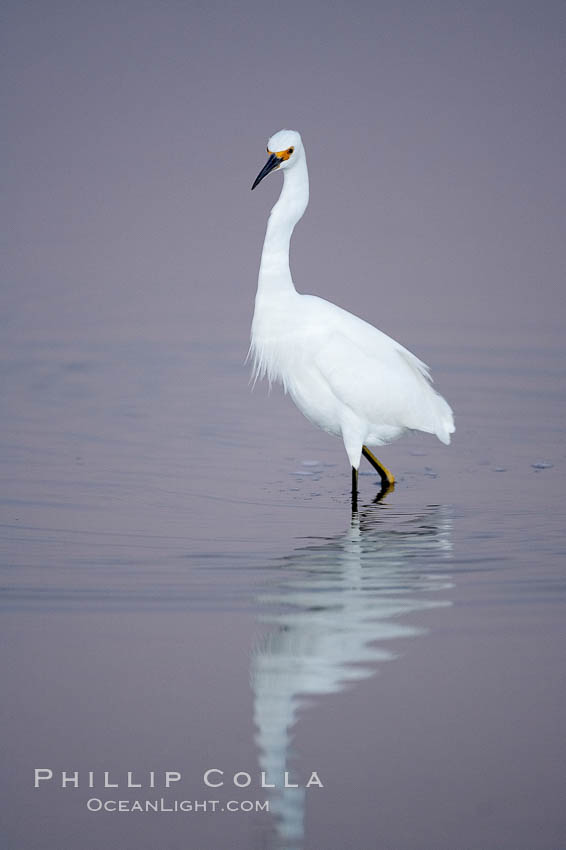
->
[2,2,566,849]
[4,0,564,346]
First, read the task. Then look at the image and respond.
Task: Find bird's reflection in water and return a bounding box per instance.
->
[251,502,454,848]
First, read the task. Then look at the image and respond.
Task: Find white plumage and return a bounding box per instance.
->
[250,129,454,497]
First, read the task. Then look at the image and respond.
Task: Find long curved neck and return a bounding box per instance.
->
[257,155,309,295]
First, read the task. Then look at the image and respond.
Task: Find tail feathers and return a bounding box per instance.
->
[433,393,455,445]
[396,347,454,444]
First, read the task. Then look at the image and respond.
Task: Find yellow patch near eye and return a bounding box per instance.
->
[275,148,292,161]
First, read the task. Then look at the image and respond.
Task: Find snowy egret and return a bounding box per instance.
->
[250,129,454,508]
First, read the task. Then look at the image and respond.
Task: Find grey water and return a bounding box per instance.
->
[2,318,565,850]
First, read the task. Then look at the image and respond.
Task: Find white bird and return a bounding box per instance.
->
[250,129,454,507]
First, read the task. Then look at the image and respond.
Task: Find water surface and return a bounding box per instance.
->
[2,321,565,850]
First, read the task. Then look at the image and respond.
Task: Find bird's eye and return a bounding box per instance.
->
[287,147,294,154]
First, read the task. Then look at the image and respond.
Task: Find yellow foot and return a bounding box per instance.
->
[362,445,395,487]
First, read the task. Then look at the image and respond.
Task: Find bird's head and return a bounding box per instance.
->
[251,129,303,190]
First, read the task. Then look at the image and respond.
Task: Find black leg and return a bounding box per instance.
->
[351,466,358,512]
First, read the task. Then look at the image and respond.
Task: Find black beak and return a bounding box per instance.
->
[251,153,281,190]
